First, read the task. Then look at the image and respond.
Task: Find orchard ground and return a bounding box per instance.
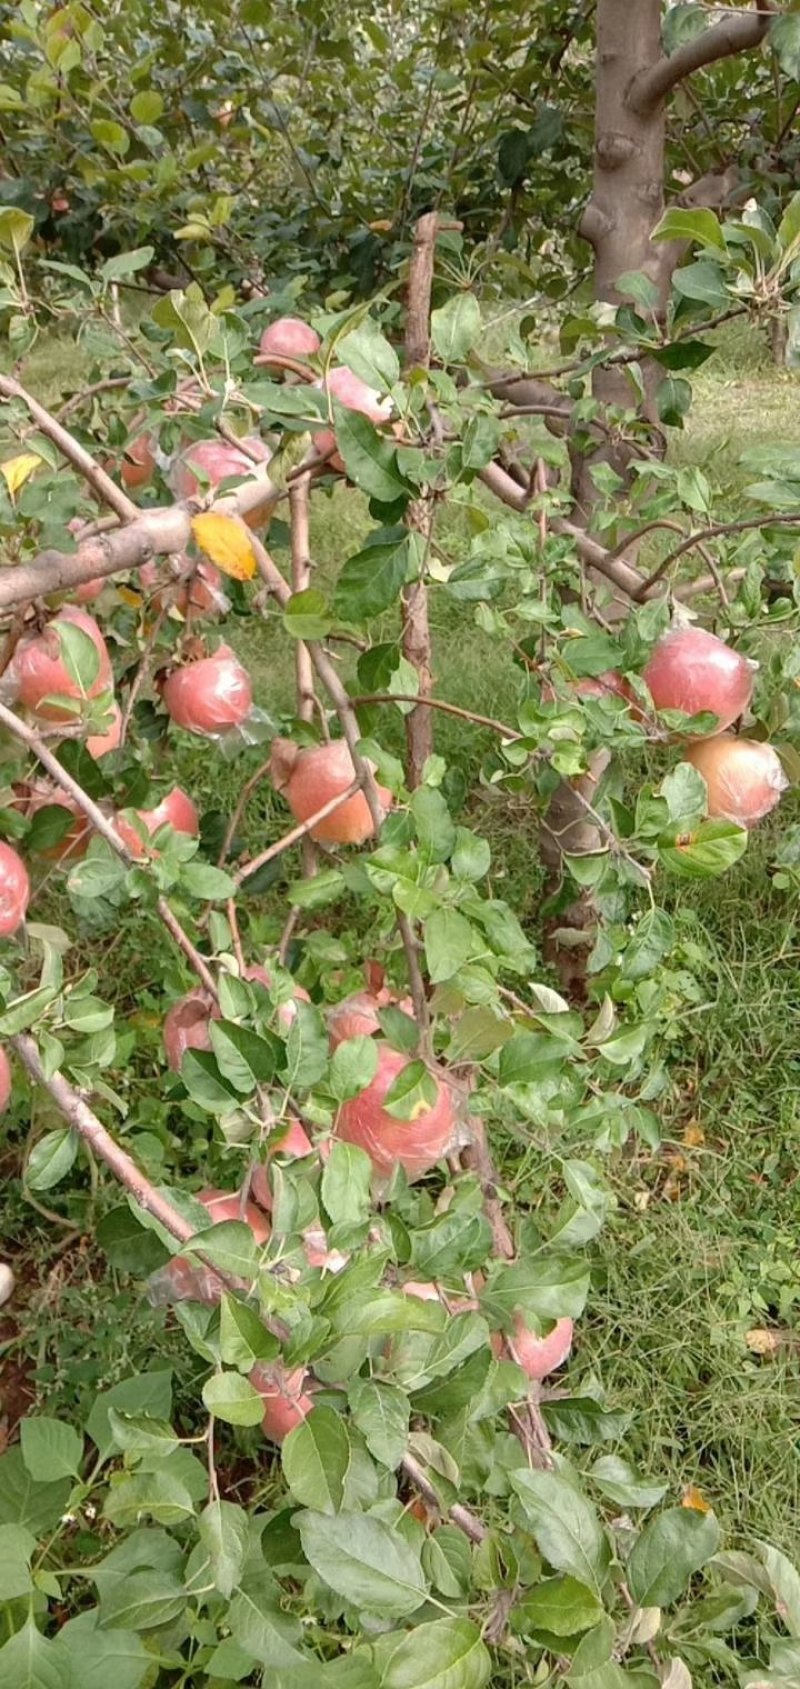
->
[2,318,800,1564]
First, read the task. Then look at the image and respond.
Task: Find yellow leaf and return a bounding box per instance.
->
[681,1485,711,1513]
[368,219,393,233]
[682,1121,705,1148]
[1,452,42,497]
[117,586,143,609]
[191,513,257,581]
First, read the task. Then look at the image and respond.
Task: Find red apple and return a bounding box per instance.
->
[120,433,156,491]
[250,1117,314,1213]
[170,436,274,529]
[15,607,112,722]
[335,1044,456,1181]
[0,841,30,935]
[685,734,788,827]
[117,786,199,855]
[87,700,122,758]
[149,1186,270,1307]
[257,316,321,368]
[162,646,252,737]
[269,737,392,846]
[510,1314,574,1381]
[251,1362,315,1443]
[643,627,756,735]
[163,989,220,1071]
[327,984,415,1048]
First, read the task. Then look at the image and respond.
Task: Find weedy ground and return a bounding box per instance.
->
[2,319,800,1577]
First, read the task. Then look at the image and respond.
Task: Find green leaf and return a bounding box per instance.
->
[0,985,60,1037]
[227,1583,305,1668]
[621,909,674,982]
[424,908,476,982]
[210,1019,279,1092]
[333,406,409,503]
[659,762,708,823]
[298,1509,429,1616]
[186,1218,259,1280]
[659,818,747,879]
[321,1137,373,1223]
[756,1539,800,1636]
[652,207,726,252]
[334,533,412,621]
[86,1371,173,1463]
[627,1507,720,1607]
[382,1058,439,1119]
[328,1036,379,1105]
[349,1379,410,1468]
[180,1048,240,1113]
[283,588,332,640]
[180,860,237,900]
[0,209,34,254]
[198,1499,250,1598]
[771,13,800,79]
[26,1129,78,1192]
[54,1609,150,1689]
[379,1617,492,1689]
[431,294,482,364]
[130,92,164,124]
[106,1411,179,1458]
[411,788,456,862]
[20,1417,83,1483]
[671,260,729,309]
[219,1294,279,1371]
[282,1406,351,1513]
[482,1256,590,1325]
[98,1569,186,1631]
[589,1457,667,1510]
[510,1470,610,1596]
[337,320,400,391]
[283,1000,329,1088]
[451,829,491,882]
[513,1575,604,1637]
[102,1470,195,1529]
[0,1522,36,1601]
[202,1371,264,1426]
[91,119,130,156]
[0,1618,66,1689]
[0,1447,71,1534]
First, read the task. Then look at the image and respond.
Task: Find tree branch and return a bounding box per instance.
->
[629,2,775,114]
[235,780,363,886]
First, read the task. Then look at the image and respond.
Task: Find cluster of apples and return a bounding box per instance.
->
[556,625,787,830]
[255,314,395,470]
[151,970,572,1444]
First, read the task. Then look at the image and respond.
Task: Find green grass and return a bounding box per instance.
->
[4,315,800,1592]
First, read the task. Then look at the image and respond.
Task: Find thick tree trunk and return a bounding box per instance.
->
[573,0,666,517]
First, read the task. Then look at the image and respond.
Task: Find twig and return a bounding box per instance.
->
[156,898,218,998]
[636,512,800,597]
[0,374,139,524]
[289,474,320,878]
[217,756,275,867]
[119,604,168,746]
[352,693,521,739]
[401,211,439,788]
[246,531,430,1039]
[235,780,363,886]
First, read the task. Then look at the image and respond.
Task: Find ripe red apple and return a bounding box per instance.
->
[257,316,321,368]
[170,436,274,529]
[120,433,156,491]
[327,984,415,1048]
[15,607,112,722]
[0,841,30,935]
[250,1117,315,1213]
[335,1044,456,1181]
[197,1186,271,1243]
[685,734,788,827]
[0,1046,11,1112]
[117,786,199,855]
[87,700,122,759]
[269,737,392,846]
[643,627,756,734]
[163,989,220,1071]
[325,364,393,424]
[162,646,252,737]
[510,1314,574,1381]
[251,1362,315,1444]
